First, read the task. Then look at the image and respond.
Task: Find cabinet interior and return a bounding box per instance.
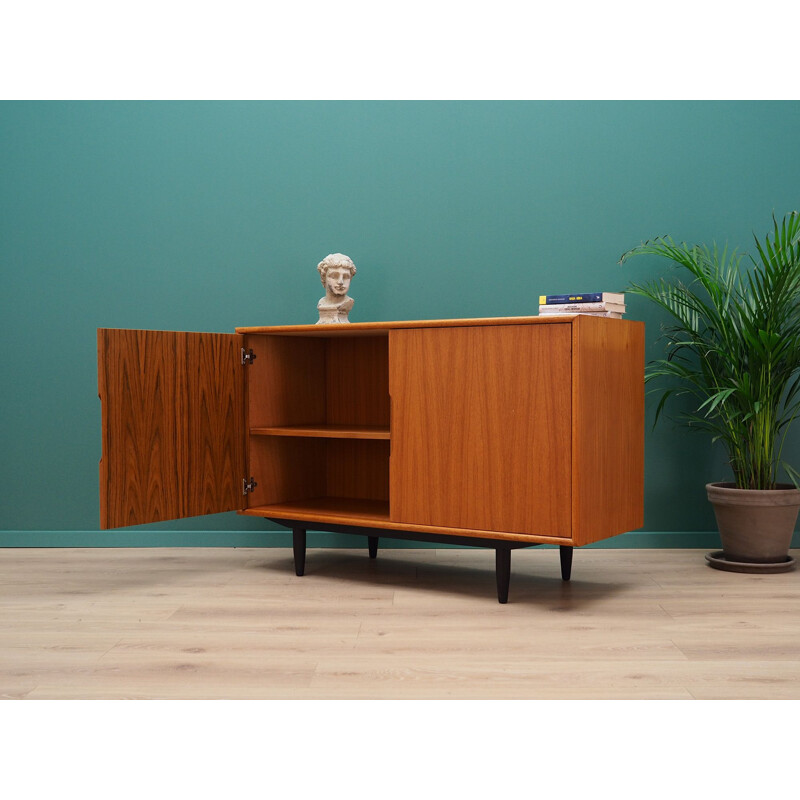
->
[244,332,390,521]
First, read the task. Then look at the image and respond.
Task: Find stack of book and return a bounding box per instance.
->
[538,292,625,318]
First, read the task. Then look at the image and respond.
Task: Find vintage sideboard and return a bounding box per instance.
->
[98,315,644,602]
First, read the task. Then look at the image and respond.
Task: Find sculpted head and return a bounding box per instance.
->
[318,253,356,298]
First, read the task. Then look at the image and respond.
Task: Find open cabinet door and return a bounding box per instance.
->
[98,328,246,529]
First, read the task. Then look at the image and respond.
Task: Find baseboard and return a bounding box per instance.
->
[3,529,798,549]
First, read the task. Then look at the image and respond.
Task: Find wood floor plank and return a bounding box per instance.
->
[309,655,800,699]
[0,681,38,700]
[353,622,687,661]
[308,656,700,699]
[1,547,798,699]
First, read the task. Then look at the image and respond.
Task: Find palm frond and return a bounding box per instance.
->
[621,212,800,489]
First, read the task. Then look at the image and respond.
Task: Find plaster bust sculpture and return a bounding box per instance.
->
[316,253,357,324]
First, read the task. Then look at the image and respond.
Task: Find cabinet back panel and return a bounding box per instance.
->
[246,334,389,429]
[98,329,246,529]
[247,436,326,506]
[245,335,326,428]
[389,324,572,537]
[247,437,389,505]
[326,337,390,427]
[327,439,390,501]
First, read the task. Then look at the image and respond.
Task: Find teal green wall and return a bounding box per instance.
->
[2,101,799,547]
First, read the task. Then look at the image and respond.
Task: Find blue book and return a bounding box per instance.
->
[540,292,624,305]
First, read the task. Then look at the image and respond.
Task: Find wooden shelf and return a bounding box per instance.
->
[250,425,390,440]
[244,497,390,525]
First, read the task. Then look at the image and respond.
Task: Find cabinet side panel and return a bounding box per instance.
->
[572,317,645,546]
[98,329,245,529]
[390,325,572,537]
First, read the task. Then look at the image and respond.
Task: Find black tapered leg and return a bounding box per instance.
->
[293,528,306,576]
[368,536,378,559]
[559,545,573,581]
[495,547,511,604]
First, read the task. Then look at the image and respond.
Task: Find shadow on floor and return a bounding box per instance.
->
[250,549,632,608]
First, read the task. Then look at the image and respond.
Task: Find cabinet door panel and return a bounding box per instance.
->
[390,324,571,537]
[98,329,246,529]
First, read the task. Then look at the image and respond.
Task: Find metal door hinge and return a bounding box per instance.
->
[241,348,256,365]
[243,477,258,495]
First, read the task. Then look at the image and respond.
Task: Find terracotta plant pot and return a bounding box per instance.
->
[706,482,800,571]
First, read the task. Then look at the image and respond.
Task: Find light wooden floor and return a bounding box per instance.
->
[1,546,799,699]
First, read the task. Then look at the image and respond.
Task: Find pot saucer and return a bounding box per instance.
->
[705,551,796,573]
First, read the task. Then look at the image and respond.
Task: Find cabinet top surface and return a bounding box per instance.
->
[235,315,635,335]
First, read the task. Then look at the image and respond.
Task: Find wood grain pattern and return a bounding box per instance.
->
[246,437,389,507]
[326,439,390,501]
[571,316,644,545]
[98,329,245,529]
[246,436,326,507]
[242,332,390,511]
[389,324,572,536]
[5,547,799,699]
[244,334,388,429]
[325,336,389,427]
[97,318,642,544]
[244,334,326,428]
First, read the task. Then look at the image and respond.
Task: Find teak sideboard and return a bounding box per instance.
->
[97,315,644,602]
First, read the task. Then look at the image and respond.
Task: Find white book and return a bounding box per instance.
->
[538,310,623,319]
[539,301,626,314]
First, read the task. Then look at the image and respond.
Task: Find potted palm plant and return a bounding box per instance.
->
[620,211,800,572]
